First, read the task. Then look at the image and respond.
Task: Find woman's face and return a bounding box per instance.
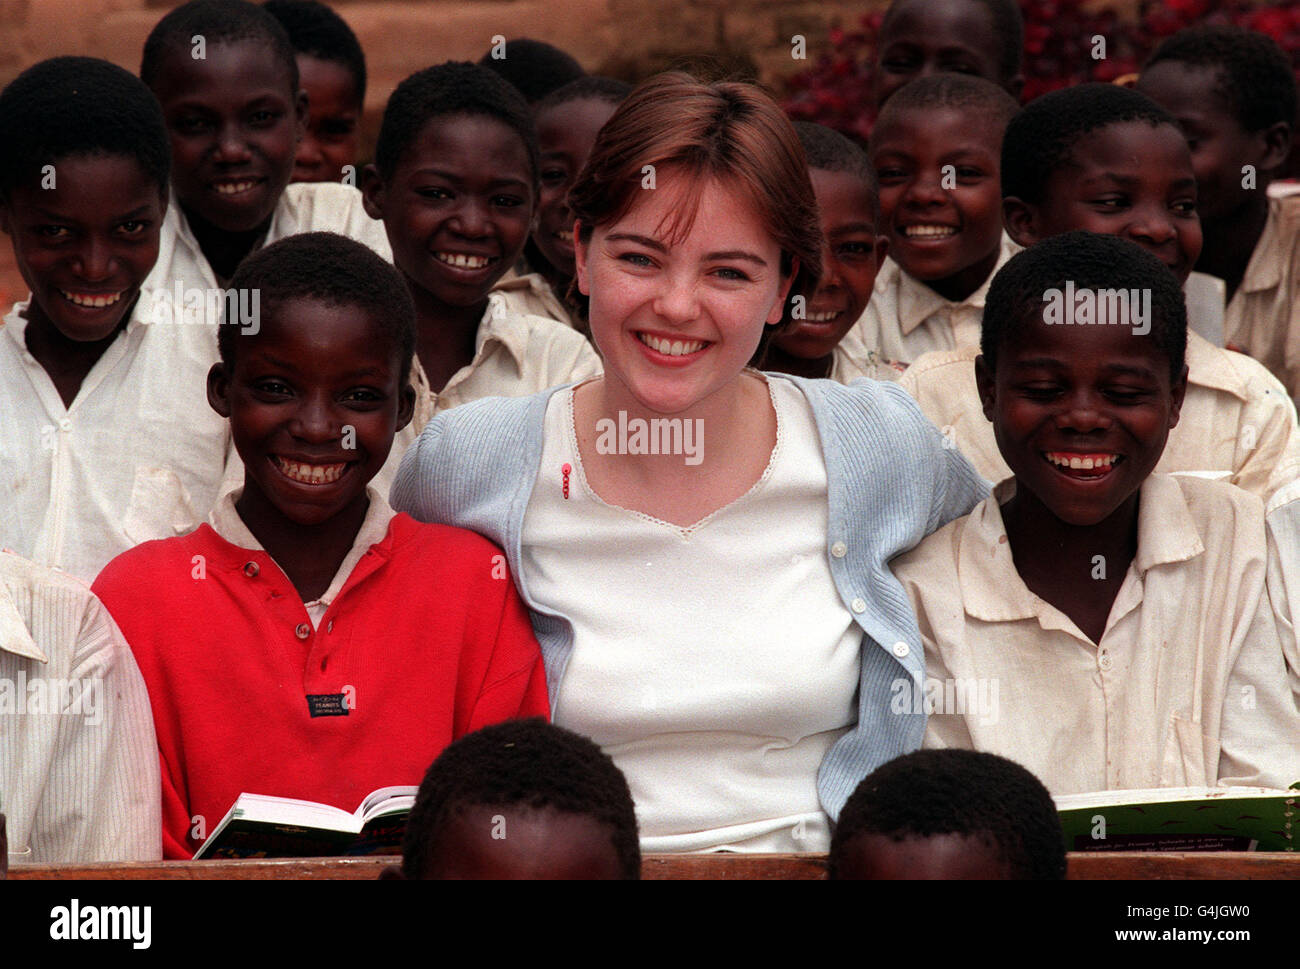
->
[574,174,793,414]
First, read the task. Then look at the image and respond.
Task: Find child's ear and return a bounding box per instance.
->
[875,232,890,270]
[293,88,309,142]
[974,352,997,422]
[361,164,385,221]
[573,219,591,295]
[1002,197,1038,248]
[1168,361,1189,429]
[395,380,416,434]
[1259,121,1292,173]
[207,361,233,419]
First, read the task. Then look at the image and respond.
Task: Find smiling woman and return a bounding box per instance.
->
[392,72,988,852]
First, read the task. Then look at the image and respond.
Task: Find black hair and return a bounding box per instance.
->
[263,0,366,104]
[477,37,585,104]
[981,231,1187,381]
[141,0,299,95]
[534,75,632,117]
[373,61,539,188]
[794,120,879,223]
[879,0,1024,85]
[871,73,1020,154]
[1002,84,1178,205]
[1144,24,1297,134]
[0,56,169,201]
[401,718,640,880]
[219,231,414,386]
[830,748,1066,880]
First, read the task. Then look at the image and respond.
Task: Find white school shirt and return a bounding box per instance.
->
[892,475,1300,795]
[0,290,238,583]
[1264,476,1300,708]
[897,332,1300,503]
[524,377,860,852]
[1,549,160,863]
[144,182,391,298]
[492,268,579,329]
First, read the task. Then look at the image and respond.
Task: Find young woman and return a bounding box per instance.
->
[392,73,987,852]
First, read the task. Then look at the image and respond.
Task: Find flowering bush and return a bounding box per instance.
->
[782,0,1300,141]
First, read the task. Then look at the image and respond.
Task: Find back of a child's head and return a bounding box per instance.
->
[0,56,169,202]
[830,748,1066,880]
[1001,84,1179,206]
[794,120,879,222]
[219,231,414,383]
[1143,24,1296,137]
[400,718,640,880]
[981,230,1187,382]
[263,0,366,105]
[373,60,539,187]
[141,0,298,94]
[478,37,585,104]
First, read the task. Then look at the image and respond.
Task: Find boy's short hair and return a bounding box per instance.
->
[263,0,366,104]
[373,61,539,187]
[871,73,1020,152]
[1144,24,1297,134]
[401,718,640,880]
[830,748,1066,880]
[1001,84,1176,205]
[534,75,633,116]
[219,231,415,385]
[794,121,879,222]
[981,231,1187,381]
[477,37,585,104]
[141,0,299,93]
[0,56,169,201]
[880,0,1025,86]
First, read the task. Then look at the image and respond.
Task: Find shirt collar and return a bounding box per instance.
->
[892,232,1019,336]
[1184,329,1250,401]
[958,474,1204,625]
[1238,195,1292,295]
[0,571,46,663]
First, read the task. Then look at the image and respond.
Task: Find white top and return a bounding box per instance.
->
[0,549,160,863]
[894,474,1300,795]
[0,290,238,583]
[524,376,860,852]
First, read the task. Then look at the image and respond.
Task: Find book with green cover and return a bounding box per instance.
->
[1056,786,1298,852]
[193,786,417,859]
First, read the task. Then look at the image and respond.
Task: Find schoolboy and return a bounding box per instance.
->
[873,0,1024,109]
[384,718,639,880]
[838,74,1020,368]
[139,0,389,306]
[1,548,160,862]
[478,37,586,105]
[828,749,1064,880]
[761,122,897,383]
[0,56,236,582]
[493,75,632,330]
[362,62,601,487]
[263,0,367,185]
[1138,25,1300,401]
[891,232,1300,795]
[902,84,1300,502]
[93,233,549,859]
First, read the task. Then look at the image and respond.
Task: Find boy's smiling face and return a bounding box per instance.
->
[977,307,1186,527]
[207,296,413,528]
[363,113,534,310]
[152,39,306,233]
[0,154,164,342]
[873,0,1014,108]
[534,97,617,279]
[773,167,885,360]
[422,804,625,880]
[292,55,361,184]
[1004,121,1202,284]
[872,105,1004,300]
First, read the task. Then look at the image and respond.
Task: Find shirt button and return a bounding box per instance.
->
[830,541,847,559]
[1099,651,1113,672]
[327,620,334,633]
[850,597,866,614]
[295,622,310,640]
[58,418,72,432]
[892,641,910,658]
[243,561,259,578]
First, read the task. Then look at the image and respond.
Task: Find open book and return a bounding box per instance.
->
[194,786,417,859]
[1056,786,1298,852]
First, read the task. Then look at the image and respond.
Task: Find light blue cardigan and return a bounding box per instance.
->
[390,374,989,819]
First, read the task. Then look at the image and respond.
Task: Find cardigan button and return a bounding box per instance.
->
[892,641,910,658]
[243,561,259,578]
[850,597,866,614]
[295,622,311,640]
[830,541,847,559]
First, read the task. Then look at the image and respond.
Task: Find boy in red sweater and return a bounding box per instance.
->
[94,232,548,859]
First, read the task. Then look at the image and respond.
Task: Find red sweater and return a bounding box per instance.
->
[93,513,549,859]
